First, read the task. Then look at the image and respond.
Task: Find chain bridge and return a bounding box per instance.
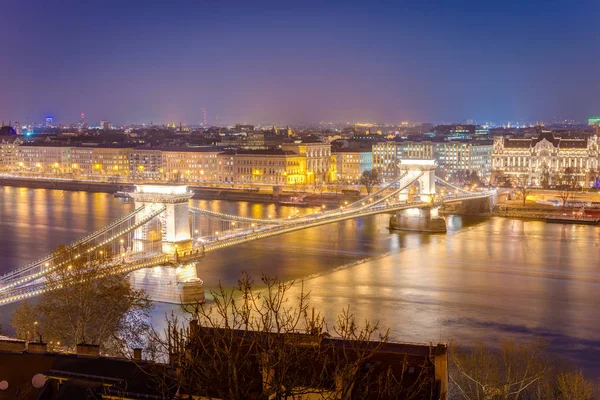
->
[0,161,496,305]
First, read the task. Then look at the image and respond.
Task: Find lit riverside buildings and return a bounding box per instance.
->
[372,140,493,182]
[281,141,331,184]
[219,149,307,185]
[129,148,163,179]
[492,131,599,186]
[91,146,130,177]
[0,137,498,186]
[0,136,21,171]
[331,148,373,183]
[161,147,220,183]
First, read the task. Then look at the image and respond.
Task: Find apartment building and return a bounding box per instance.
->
[161,147,220,182]
[129,149,163,179]
[16,144,72,174]
[373,140,492,182]
[281,141,331,184]
[91,146,132,177]
[332,148,372,182]
[221,149,306,185]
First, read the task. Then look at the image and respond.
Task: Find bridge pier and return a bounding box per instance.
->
[125,185,206,304]
[127,262,205,304]
[440,195,497,216]
[389,207,447,233]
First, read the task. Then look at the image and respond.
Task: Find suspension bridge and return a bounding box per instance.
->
[0,160,496,305]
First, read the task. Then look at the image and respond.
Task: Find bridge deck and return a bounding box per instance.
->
[0,171,495,305]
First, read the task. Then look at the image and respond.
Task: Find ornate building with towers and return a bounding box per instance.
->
[492,131,599,187]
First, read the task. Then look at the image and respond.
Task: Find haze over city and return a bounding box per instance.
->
[2,0,600,125]
[4,1,600,399]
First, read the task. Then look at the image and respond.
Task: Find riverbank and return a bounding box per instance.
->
[492,201,600,222]
[0,176,133,193]
[0,176,357,206]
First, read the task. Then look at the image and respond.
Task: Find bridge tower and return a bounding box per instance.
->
[391,159,446,232]
[397,159,437,202]
[129,185,194,255]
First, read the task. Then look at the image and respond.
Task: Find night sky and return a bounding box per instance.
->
[1,0,599,125]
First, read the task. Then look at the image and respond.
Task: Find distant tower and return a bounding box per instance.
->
[203,108,207,126]
[78,113,85,132]
[45,117,53,127]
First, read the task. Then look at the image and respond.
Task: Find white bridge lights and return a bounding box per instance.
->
[129,185,194,255]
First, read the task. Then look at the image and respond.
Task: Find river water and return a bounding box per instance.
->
[0,186,599,374]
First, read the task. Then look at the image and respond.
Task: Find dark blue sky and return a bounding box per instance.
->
[1,0,599,125]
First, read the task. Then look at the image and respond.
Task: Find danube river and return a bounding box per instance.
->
[0,187,599,374]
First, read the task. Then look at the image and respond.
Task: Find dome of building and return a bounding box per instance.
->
[0,126,16,135]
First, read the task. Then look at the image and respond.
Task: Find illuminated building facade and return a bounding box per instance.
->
[16,144,71,174]
[0,137,21,171]
[373,140,492,182]
[221,149,306,185]
[435,141,493,181]
[130,149,163,179]
[492,132,599,186]
[373,141,434,180]
[281,142,331,184]
[161,148,220,182]
[91,147,131,176]
[332,149,373,183]
[69,147,94,176]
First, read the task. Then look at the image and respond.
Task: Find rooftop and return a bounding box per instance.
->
[223,148,298,156]
[503,132,589,149]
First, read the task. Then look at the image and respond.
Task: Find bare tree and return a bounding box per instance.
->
[450,340,599,400]
[492,170,512,188]
[515,177,532,206]
[360,169,382,195]
[12,243,152,355]
[557,167,578,207]
[450,340,547,399]
[11,300,37,342]
[554,371,595,400]
[540,168,551,189]
[557,190,574,208]
[147,274,433,400]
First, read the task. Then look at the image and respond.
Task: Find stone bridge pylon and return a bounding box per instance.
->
[129,185,194,255]
[391,159,446,232]
[127,185,204,304]
[397,159,437,202]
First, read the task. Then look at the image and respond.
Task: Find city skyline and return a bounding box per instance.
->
[2,0,599,125]
[1,114,598,129]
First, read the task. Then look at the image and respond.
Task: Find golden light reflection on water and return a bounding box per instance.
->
[1,188,600,372]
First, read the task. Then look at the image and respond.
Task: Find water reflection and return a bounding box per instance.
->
[0,188,599,374]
